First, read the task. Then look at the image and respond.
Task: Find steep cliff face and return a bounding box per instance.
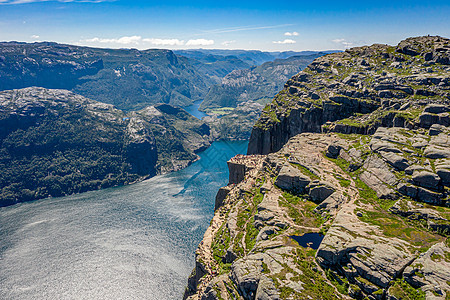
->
[185,36,450,300]
[185,124,450,300]
[0,87,211,207]
[248,36,450,155]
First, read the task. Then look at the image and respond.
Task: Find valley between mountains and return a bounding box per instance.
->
[0,43,324,206]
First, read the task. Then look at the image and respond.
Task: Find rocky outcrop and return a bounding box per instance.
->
[248,36,450,155]
[0,87,212,207]
[274,163,310,193]
[403,243,450,298]
[186,130,449,300]
[186,36,450,300]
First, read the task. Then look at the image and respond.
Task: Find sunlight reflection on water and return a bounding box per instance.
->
[0,140,248,300]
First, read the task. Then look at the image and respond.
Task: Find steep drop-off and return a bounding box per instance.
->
[0,87,211,207]
[248,36,450,155]
[185,36,450,300]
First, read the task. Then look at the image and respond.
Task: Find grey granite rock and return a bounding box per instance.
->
[412,171,441,190]
[274,163,310,193]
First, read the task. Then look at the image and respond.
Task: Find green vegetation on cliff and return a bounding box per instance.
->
[0,87,211,207]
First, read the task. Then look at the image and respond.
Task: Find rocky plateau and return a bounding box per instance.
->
[185,36,450,300]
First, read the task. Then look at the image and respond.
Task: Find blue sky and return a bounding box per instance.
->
[0,0,449,51]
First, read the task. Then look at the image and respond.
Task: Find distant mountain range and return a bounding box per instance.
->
[0,42,210,111]
[0,42,337,113]
[200,53,326,110]
[174,49,339,66]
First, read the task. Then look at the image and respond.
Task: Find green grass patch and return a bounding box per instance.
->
[289,162,320,180]
[388,279,426,300]
[279,192,324,227]
[358,210,443,249]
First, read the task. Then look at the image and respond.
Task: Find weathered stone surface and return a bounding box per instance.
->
[424,145,450,159]
[416,187,443,205]
[412,171,441,190]
[360,154,397,198]
[313,192,347,215]
[404,165,431,175]
[436,168,450,186]
[429,124,446,136]
[379,151,409,171]
[370,141,401,153]
[316,209,414,289]
[326,144,341,158]
[419,112,440,128]
[274,163,310,193]
[215,186,231,210]
[228,161,247,184]
[308,182,336,203]
[424,104,449,114]
[404,242,450,299]
[230,250,287,300]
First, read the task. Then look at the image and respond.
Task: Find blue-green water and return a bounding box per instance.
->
[0,140,248,300]
[183,100,208,120]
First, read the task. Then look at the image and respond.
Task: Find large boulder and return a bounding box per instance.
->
[412,171,441,190]
[308,182,336,203]
[274,164,310,193]
[429,124,446,136]
[360,154,397,199]
[436,168,450,186]
[424,145,450,159]
[423,104,449,114]
[326,144,341,158]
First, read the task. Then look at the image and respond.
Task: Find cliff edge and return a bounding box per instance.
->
[185,36,450,300]
[248,36,450,155]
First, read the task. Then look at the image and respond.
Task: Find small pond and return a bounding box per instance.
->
[290,232,324,250]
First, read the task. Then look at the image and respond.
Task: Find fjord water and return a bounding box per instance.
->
[183,100,208,119]
[0,140,248,300]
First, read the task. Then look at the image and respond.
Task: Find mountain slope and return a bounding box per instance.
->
[248,35,450,155]
[0,87,211,207]
[0,42,210,110]
[200,54,326,111]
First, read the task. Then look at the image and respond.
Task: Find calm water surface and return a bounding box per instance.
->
[0,140,248,300]
[183,100,208,120]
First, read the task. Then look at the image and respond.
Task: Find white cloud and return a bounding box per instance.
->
[143,38,184,46]
[186,39,214,46]
[82,36,215,48]
[284,31,299,36]
[85,35,142,45]
[273,39,296,44]
[0,0,113,4]
[31,35,40,39]
[221,40,236,46]
[332,38,353,48]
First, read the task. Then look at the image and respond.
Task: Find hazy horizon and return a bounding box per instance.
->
[0,0,449,52]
